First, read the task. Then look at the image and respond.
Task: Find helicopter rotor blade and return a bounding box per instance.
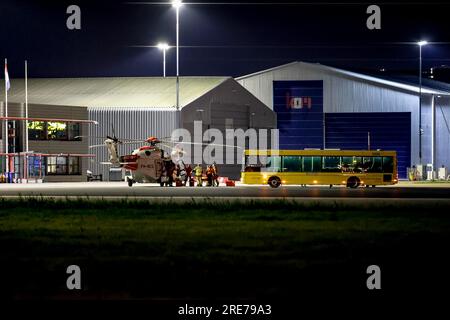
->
[160,139,243,149]
[75,135,115,140]
[120,138,148,143]
[121,141,148,146]
[89,144,108,149]
[158,143,175,151]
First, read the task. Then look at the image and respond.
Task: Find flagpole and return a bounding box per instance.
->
[25,60,29,182]
[4,58,8,174]
[25,60,28,153]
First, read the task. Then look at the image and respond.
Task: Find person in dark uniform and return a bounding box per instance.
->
[206,165,213,187]
[212,162,219,187]
[167,161,175,187]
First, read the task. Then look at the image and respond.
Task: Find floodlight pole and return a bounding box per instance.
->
[417,40,428,165]
[175,5,180,111]
[163,48,167,78]
[4,58,8,174]
[419,44,423,164]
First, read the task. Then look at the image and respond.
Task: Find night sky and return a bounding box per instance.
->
[1,0,449,79]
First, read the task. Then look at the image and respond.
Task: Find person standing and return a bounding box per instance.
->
[178,160,187,186]
[160,163,168,187]
[206,165,213,187]
[185,164,193,186]
[194,164,203,187]
[212,162,219,187]
[167,161,175,187]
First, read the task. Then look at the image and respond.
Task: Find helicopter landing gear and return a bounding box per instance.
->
[127,177,135,187]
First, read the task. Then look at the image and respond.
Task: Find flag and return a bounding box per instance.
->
[5,61,10,91]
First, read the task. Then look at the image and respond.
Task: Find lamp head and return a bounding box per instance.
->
[157,43,170,51]
[172,0,182,9]
[418,40,428,46]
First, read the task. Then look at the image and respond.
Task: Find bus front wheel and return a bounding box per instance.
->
[268,177,281,188]
[347,177,360,189]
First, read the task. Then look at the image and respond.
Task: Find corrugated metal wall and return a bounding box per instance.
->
[88,107,178,180]
[325,112,411,178]
[436,97,450,169]
[181,78,277,180]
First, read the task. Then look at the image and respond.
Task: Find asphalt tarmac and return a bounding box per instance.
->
[1,182,450,201]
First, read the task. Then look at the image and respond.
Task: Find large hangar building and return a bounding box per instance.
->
[1,77,276,181]
[237,62,450,178]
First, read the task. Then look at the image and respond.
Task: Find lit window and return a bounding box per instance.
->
[47,156,68,175]
[28,121,46,140]
[47,157,57,174]
[47,122,68,140]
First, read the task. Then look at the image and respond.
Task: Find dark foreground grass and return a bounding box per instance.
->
[1,198,450,301]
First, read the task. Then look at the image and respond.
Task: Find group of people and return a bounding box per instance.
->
[194,163,219,187]
[159,160,219,187]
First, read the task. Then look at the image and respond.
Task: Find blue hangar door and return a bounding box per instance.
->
[273,81,324,149]
[325,113,411,179]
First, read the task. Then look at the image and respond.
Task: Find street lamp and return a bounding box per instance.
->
[157,42,170,77]
[171,0,183,110]
[417,40,428,165]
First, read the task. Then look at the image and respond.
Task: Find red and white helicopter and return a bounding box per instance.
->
[88,129,235,187]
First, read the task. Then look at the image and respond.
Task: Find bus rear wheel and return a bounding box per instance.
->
[347,177,360,189]
[268,177,281,188]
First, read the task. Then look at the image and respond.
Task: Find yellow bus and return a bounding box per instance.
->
[241,149,398,188]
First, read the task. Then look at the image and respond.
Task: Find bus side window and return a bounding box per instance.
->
[322,156,341,172]
[262,156,282,172]
[303,157,312,172]
[341,157,353,172]
[312,157,321,172]
[303,156,321,172]
[364,157,382,173]
[383,156,394,173]
[283,156,302,172]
